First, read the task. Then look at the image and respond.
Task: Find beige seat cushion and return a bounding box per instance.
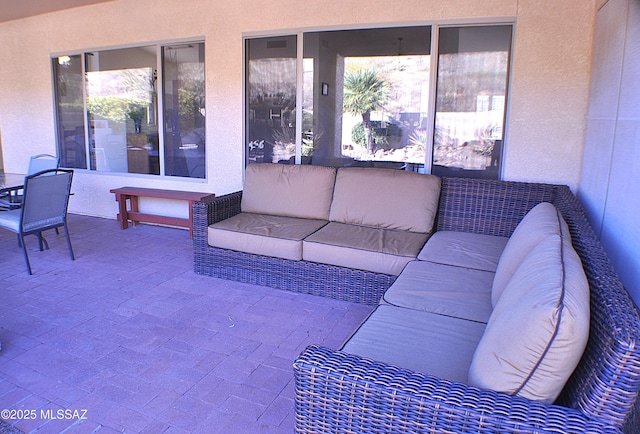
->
[329,167,441,233]
[302,222,429,275]
[342,305,486,383]
[468,220,590,403]
[241,163,337,220]
[418,231,509,272]
[492,202,562,306]
[383,260,495,323]
[208,212,328,261]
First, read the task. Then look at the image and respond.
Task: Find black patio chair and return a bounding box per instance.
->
[0,169,74,275]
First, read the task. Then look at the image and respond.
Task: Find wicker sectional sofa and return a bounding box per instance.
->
[341,200,591,408]
[192,165,640,433]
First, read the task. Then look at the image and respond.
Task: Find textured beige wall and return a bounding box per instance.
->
[505,1,596,184]
[0,0,596,218]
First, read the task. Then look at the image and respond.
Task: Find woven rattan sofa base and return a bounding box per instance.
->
[193,246,395,305]
[192,191,395,305]
[291,178,640,434]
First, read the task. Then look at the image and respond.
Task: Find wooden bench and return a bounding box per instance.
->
[110,187,215,238]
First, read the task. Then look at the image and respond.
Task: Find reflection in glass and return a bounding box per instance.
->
[303,27,431,169]
[246,36,297,164]
[245,25,511,178]
[432,26,512,179]
[163,43,206,178]
[53,55,87,169]
[85,46,159,174]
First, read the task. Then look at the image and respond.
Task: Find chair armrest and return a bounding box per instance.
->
[294,345,616,434]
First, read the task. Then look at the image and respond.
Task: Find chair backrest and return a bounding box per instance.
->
[21,169,73,234]
[27,154,59,175]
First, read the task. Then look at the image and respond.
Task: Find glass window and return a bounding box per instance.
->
[52,41,205,178]
[432,26,512,179]
[53,55,87,169]
[85,46,159,174]
[245,24,512,179]
[163,43,206,178]
[303,27,431,169]
[245,28,432,169]
[246,36,297,164]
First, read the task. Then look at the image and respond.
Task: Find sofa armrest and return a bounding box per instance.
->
[192,191,242,245]
[195,191,242,224]
[294,345,616,434]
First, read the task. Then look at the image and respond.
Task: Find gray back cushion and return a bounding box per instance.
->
[329,167,441,233]
[492,202,561,306]
[241,163,337,220]
[469,211,590,403]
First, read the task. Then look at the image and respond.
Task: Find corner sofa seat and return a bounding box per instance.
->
[382,260,496,322]
[417,230,509,272]
[378,228,509,322]
[344,202,589,405]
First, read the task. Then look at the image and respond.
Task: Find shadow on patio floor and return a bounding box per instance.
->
[0,214,373,433]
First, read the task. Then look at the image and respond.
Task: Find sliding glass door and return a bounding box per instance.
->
[245,24,512,179]
[246,36,297,164]
[53,55,87,169]
[302,27,431,169]
[432,26,512,178]
[163,43,206,178]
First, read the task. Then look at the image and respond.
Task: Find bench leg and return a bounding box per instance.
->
[115,193,129,229]
[130,196,140,227]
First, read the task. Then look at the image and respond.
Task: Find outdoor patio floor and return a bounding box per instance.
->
[0,214,374,433]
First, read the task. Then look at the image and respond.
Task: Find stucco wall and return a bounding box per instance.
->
[0,0,596,219]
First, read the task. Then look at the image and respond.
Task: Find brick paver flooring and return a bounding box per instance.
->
[0,215,373,433]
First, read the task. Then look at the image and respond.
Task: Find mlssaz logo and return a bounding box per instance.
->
[40,408,88,420]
